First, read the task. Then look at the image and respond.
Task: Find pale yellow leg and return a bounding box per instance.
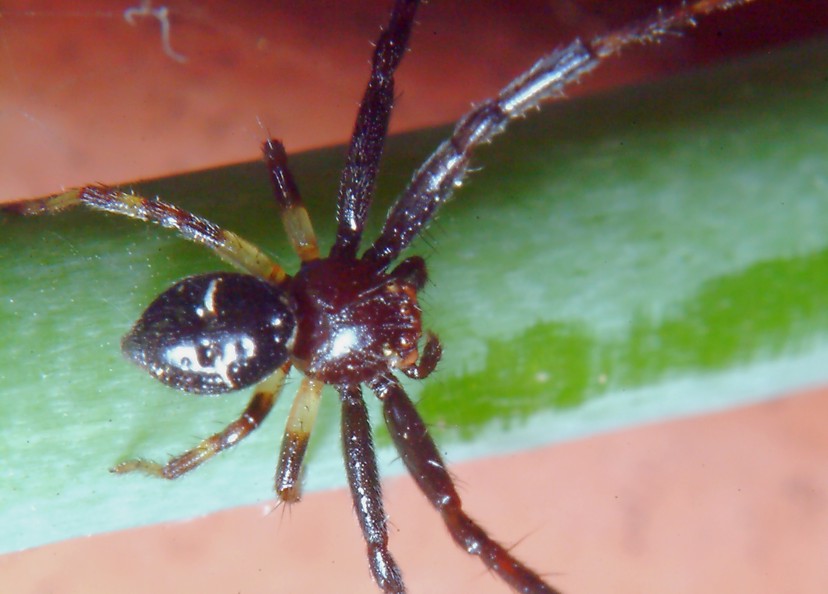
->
[15,186,288,284]
[282,204,319,262]
[112,366,290,478]
[274,377,324,502]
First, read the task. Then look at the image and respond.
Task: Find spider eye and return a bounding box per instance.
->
[122,272,295,394]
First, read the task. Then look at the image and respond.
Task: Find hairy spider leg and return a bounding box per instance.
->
[261,139,330,501]
[112,365,289,478]
[330,0,418,260]
[339,384,405,594]
[363,0,758,267]
[263,139,320,262]
[274,377,324,502]
[373,376,561,594]
[13,185,287,284]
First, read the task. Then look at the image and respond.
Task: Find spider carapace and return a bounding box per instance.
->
[9,0,761,592]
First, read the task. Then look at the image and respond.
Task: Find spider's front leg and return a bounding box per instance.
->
[364,0,761,268]
[330,0,419,260]
[372,376,562,594]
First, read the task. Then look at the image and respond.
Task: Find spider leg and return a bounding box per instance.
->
[263,139,320,262]
[13,186,287,283]
[329,0,420,260]
[339,384,405,594]
[363,0,758,267]
[112,365,288,478]
[274,377,324,503]
[372,375,561,594]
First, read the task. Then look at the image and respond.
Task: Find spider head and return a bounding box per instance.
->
[289,257,423,386]
[122,272,296,393]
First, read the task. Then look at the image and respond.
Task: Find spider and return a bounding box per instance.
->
[9,0,760,592]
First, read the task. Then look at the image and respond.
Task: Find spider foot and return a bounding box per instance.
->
[276,484,302,504]
[110,442,214,479]
[110,458,172,479]
[1,189,82,217]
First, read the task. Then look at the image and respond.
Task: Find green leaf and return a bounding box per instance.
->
[1,38,827,554]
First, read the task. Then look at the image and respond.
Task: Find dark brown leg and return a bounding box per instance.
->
[263,139,320,262]
[274,377,324,503]
[372,376,561,594]
[363,0,758,267]
[112,367,287,478]
[339,384,405,594]
[330,0,420,260]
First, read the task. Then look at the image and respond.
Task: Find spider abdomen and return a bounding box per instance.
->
[290,257,422,385]
[122,272,296,394]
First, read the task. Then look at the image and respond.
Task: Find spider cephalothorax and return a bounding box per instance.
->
[289,255,428,385]
[11,0,762,592]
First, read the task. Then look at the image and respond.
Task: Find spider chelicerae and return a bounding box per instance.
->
[10,0,761,592]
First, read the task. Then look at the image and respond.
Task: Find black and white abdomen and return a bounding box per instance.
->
[122,272,296,393]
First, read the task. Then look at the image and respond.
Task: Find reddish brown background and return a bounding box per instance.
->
[2,1,828,593]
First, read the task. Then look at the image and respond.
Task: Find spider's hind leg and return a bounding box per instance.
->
[112,366,288,479]
[12,185,287,283]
